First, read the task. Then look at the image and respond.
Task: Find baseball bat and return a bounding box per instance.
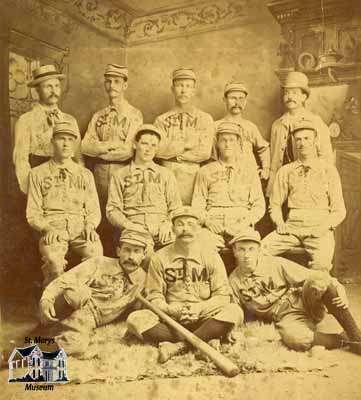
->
[135,293,240,377]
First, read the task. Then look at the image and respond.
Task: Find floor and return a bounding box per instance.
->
[1,284,361,400]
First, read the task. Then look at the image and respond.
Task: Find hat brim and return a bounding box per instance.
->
[281,84,310,97]
[28,74,65,88]
[171,213,199,223]
[119,238,147,248]
[104,73,128,79]
[229,236,261,246]
[53,130,78,139]
[224,89,248,97]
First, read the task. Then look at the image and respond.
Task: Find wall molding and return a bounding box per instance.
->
[5,0,264,46]
[126,0,255,46]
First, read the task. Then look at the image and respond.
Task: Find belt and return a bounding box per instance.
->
[93,157,128,165]
[29,154,51,168]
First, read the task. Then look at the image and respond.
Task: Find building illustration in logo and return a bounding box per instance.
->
[8,345,68,382]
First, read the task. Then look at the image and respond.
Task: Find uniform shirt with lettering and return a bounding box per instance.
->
[154,107,215,163]
[269,158,346,228]
[26,159,101,234]
[192,159,265,225]
[146,243,232,312]
[215,117,270,172]
[13,103,82,194]
[229,255,313,321]
[106,161,182,228]
[267,109,334,196]
[40,256,146,326]
[82,101,143,161]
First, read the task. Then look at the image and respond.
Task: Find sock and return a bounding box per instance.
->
[193,318,233,342]
[313,332,343,349]
[322,284,361,343]
[143,323,178,344]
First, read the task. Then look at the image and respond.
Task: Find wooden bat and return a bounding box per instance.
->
[135,293,240,377]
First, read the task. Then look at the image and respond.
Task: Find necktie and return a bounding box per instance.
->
[182,258,192,291]
[47,109,60,126]
[299,165,311,178]
[59,168,67,182]
[226,166,236,202]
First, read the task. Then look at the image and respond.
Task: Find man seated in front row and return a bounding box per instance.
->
[262,120,346,271]
[127,207,243,363]
[39,229,152,357]
[26,118,103,286]
[106,124,182,249]
[192,121,265,250]
[229,228,361,355]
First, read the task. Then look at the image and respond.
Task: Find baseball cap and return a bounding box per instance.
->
[229,228,261,245]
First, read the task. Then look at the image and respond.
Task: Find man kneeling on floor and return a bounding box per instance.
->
[127,206,244,363]
[38,229,152,357]
[229,228,361,355]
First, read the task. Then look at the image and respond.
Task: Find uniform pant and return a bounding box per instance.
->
[162,160,200,205]
[127,302,243,341]
[201,207,252,250]
[94,163,126,256]
[262,230,334,271]
[39,232,103,286]
[273,275,330,351]
[53,305,97,356]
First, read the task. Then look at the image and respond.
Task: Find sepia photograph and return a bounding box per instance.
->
[1,0,361,399]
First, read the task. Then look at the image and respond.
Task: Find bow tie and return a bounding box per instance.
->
[298,165,311,177]
[46,109,60,125]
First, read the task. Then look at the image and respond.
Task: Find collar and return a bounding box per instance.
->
[107,99,131,116]
[170,243,202,265]
[294,158,321,170]
[130,161,158,173]
[35,103,61,116]
[218,160,237,170]
[169,105,197,116]
[279,108,310,126]
[126,266,146,286]
[49,159,79,175]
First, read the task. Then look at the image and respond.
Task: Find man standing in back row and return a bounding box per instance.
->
[154,68,215,205]
[267,71,333,196]
[215,82,270,180]
[82,64,143,252]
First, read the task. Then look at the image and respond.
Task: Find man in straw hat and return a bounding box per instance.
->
[127,206,243,363]
[27,118,103,287]
[229,227,361,355]
[154,68,215,205]
[266,71,333,197]
[107,124,182,249]
[262,120,346,272]
[215,82,270,180]
[13,64,82,194]
[192,121,265,250]
[82,64,143,254]
[38,229,151,357]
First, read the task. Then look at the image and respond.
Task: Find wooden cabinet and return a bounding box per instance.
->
[335,147,361,278]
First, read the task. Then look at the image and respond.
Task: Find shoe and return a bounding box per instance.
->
[158,341,188,363]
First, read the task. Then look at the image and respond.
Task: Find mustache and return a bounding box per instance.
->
[179,233,193,238]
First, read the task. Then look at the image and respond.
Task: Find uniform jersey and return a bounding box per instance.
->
[154,107,215,163]
[106,161,182,229]
[192,159,265,225]
[26,159,101,234]
[215,117,270,171]
[13,103,82,194]
[82,101,143,162]
[229,255,313,320]
[40,256,146,326]
[146,243,232,311]
[270,158,346,229]
[267,109,334,196]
